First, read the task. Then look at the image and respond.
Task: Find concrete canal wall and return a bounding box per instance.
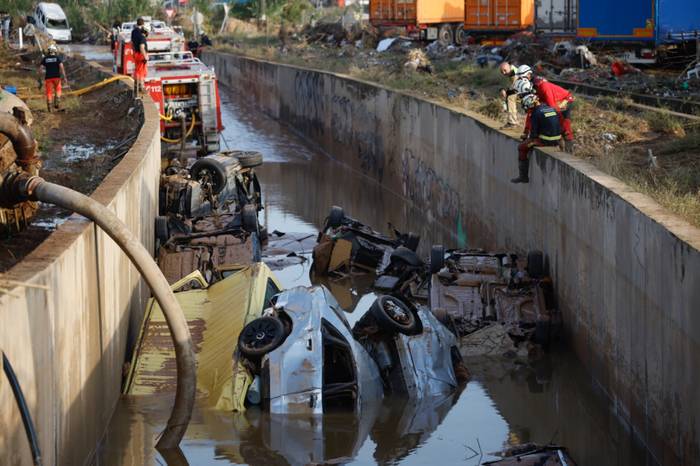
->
[0,92,161,463]
[205,51,700,465]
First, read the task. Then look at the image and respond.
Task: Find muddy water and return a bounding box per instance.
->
[99,87,655,466]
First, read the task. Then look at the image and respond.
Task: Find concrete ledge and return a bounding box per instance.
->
[0,69,161,465]
[204,50,700,465]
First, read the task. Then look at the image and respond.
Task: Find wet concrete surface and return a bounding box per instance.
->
[98,86,655,466]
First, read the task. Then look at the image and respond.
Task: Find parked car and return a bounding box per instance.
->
[31,2,71,43]
[236,287,464,414]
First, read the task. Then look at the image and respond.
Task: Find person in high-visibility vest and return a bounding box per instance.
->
[532,76,575,152]
[512,94,562,184]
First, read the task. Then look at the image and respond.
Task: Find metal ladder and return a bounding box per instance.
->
[198,77,220,154]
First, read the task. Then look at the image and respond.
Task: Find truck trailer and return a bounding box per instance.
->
[370,0,466,45]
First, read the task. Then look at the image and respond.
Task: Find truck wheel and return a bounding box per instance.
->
[430,245,445,274]
[370,295,418,335]
[242,204,259,234]
[236,151,264,169]
[527,250,545,279]
[327,205,345,229]
[455,27,470,46]
[238,316,286,358]
[190,158,227,194]
[390,246,422,267]
[438,25,453,46]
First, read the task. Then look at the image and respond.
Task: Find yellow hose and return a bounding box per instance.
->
[21,75,134,100]
[160,113,196,144]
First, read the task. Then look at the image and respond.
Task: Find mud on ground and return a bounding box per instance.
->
[0,47,143,272]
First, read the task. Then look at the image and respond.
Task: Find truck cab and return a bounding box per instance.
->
[113,20,222,155]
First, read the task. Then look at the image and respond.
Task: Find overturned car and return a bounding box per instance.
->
[236,288,466,414]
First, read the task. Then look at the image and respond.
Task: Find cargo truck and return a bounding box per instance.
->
[577,0,700,63]
[463,0,535,34]
[370,0,466,45]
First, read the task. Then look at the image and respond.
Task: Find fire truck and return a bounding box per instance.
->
[113,19,223,155]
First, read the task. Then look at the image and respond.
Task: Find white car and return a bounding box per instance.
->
[32,2,71,43]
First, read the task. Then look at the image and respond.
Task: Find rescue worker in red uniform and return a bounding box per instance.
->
[532,76,575,152]
[512,93,562,184]
[40,44,67,112]
[131,17,148,98]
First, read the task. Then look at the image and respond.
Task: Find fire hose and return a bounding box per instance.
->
[0,173,196,451]
[160,112,196,144]
[20,75,133,100]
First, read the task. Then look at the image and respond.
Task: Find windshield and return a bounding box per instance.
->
[47,18,69,29]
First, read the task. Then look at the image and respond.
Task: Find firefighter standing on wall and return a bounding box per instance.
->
[40,43,67,112]
[131,17,148,98]
[498,62,533,129]
[531,76,575,153]
[512,93,562,184]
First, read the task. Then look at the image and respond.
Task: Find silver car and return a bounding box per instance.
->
[237,287,461,414]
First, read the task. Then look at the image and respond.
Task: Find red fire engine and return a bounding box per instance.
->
[113,19,223,154]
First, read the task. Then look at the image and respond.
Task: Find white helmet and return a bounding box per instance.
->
[514,78,533,95]
[48,44,58,54]
[521,93,538,110]
[515,64,533,78]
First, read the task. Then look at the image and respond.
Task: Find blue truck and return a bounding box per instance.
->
[575,0,700,62]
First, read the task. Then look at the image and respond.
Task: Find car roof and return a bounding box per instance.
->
[37,3,67,20]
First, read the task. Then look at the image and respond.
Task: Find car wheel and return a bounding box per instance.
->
[242,204,259,234]
[526,250,545,279]
[235,151,264,169]
[238,316,286,358]
[404,232,420,252]
[370,295,418,335]
[327,205,345,228]
[390,246,423,267]
[430,245,445,274]
[155,216,169,245]
[190,158,227,194]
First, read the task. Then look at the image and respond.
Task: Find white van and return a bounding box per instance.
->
[32,2,71,43]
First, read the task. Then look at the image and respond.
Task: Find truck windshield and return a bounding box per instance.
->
[47,19,69,29]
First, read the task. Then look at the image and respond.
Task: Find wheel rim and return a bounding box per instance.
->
[242,319,278,350]
[384,299,412,327]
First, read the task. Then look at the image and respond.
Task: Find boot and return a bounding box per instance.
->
[510,159,530,184]
[46,101,52,113]
[564,140,574,153]
[54,96,60,109]
[133,80,139,99]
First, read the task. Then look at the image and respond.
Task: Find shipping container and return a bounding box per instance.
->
[535,0,576,34]
[370,0,465,44]
[577,0,700,44]
[464,0,535,31]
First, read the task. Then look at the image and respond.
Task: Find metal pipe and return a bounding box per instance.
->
[13,176,196,450]
[0,113,37,168]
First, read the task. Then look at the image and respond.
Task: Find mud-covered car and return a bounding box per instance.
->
[236,288,464,414]
[312,206,421,275]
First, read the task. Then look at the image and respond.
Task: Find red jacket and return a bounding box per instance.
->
[533,77,573,110]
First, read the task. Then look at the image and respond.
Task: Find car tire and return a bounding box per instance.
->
[390,246,423,267]
[155,216,169,245]
[430,245,445,274]
[527,250,545,279]
[404,232,420,252]
[370,295,418,335]
[242,204,259,234]
[235,151,264,169]
[327,205,345,228]
[190,158,227,194]
[238,316,286,358]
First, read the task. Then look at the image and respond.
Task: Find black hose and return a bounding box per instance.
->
[2,352,43,466]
